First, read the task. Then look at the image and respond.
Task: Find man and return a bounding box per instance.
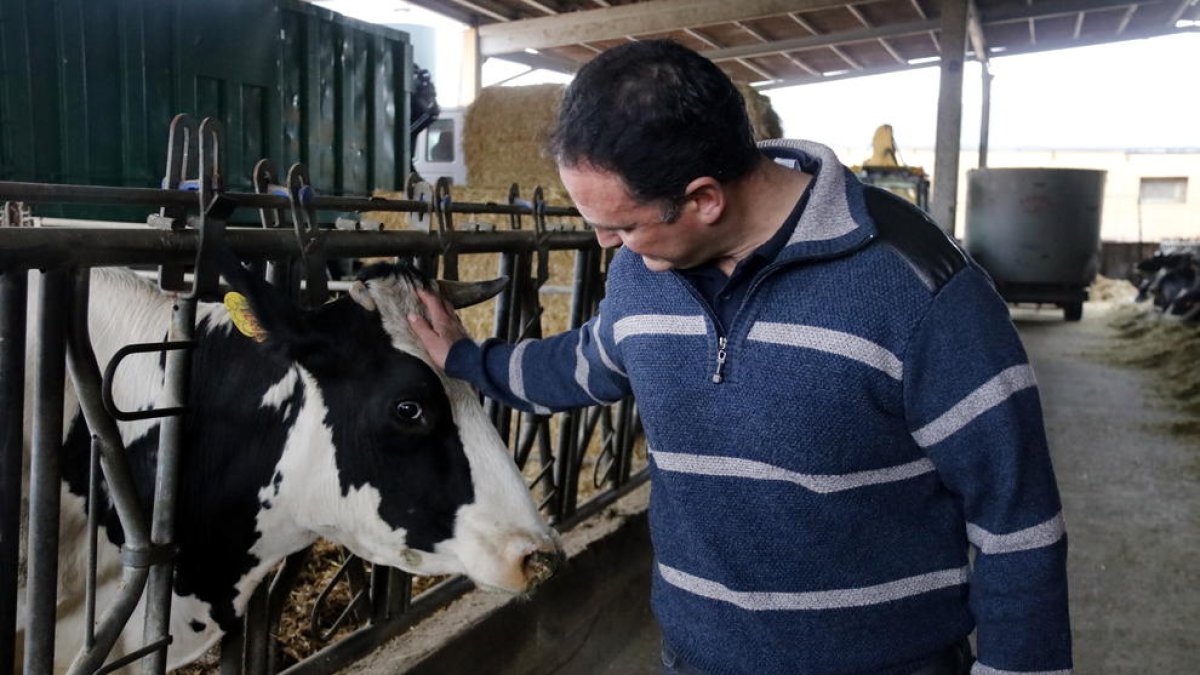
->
[409,40,1071,675]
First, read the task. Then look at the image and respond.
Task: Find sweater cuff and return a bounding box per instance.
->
[444,338,480,380]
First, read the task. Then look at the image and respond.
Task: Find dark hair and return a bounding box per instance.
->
[549,40,761,204]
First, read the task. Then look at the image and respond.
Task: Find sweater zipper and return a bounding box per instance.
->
[712,336,728,383]
[671,273,730,384]
[671,238,874,385]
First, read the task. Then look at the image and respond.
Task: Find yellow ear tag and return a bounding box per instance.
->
[223,292,268,343]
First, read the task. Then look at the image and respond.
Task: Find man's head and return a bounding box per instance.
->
[551,40,762,271]
[550,39,760,205]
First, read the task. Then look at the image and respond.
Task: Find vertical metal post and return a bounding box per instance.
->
[0,269,28,675]
[140,296,197,675]
[242,583,270,675]
[979,65,993,169]
[931,0,968,236]
[24,270,69,675]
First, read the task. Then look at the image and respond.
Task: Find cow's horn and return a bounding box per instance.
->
[438,276,509,309]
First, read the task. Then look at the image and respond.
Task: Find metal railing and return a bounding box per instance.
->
[0,116,646,675]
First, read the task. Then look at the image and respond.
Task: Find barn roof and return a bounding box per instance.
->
[404,0,1200,89]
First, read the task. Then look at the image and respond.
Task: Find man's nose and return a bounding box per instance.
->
[594,229,622,249]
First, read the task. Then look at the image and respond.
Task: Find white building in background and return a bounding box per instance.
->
[829,146,1200,244]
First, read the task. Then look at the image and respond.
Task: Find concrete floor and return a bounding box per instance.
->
[589,301,1200,674]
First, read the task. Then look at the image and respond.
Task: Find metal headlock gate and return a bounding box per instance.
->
[0,116,646,675]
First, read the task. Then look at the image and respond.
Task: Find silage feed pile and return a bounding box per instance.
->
[1096,277,1200,439]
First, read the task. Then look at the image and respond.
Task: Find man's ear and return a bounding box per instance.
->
[680,176,726,226]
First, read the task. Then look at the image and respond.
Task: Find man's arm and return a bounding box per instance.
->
[409,288,631,413]
[904,267,1072,674]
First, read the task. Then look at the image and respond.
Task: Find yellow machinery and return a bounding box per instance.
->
[852,124,930,211]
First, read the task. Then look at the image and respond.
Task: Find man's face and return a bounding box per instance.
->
[560,163,711,273]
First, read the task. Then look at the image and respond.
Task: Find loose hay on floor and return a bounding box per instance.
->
[1096,300,1200,440]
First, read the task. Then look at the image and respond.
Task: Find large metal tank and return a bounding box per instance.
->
[965,168,1106,320]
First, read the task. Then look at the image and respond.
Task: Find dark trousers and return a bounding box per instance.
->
[660,637,974,675]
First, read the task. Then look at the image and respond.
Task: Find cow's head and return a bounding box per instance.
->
[221,256,561,593]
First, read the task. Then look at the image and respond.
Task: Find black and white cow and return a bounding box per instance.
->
[1135,252,1200,320]
[17,259,561,671]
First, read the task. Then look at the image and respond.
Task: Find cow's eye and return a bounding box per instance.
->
[393,401,424,422]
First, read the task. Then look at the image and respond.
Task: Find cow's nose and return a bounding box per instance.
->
[522,547,564,589]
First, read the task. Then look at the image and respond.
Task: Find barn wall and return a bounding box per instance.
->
[0,0,410,220]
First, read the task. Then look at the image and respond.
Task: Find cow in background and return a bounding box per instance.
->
[16,259,561,672]
[1135,252,1200,320]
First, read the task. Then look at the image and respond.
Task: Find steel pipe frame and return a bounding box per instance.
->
[0,227,596,272]
[139,295,197,675]
[0,182,578,219]
[2,179,643,675]
[24,270,69,674]
[62,271,154,675]
[0,270,27,675]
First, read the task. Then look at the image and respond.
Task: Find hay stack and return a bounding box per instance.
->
[463,84,566,191]
[460,82,785,192]
[736,83,785,141]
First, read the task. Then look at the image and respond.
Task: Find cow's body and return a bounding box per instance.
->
[16,264,559,671]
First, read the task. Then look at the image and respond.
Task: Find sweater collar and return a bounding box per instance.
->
[757,139,876,262]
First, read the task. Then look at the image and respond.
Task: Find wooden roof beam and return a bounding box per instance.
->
[444,0,518,23]
[1116,5,1138,34]
[1168,0,1197,25]
[478,0,852,56]
[845,4,906,64]
[707,18,937,62]
[789,12,863,71]
[732,20,820,75]
[967,0,990,64]
[683,27,779,81]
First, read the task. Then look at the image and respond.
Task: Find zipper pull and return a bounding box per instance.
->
[712,336,728,383]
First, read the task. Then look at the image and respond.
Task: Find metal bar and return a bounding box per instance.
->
[931,0,969,236]
[979,66,993,169]
[64,269,153,675]
[140,295,198,675]
[23,270,69,675]
[102,341,195,421]
[85,436,101,649]
[242,582,270,675]
[0,182,578,218]
[0,227,597,270]
[0,269,27,675]
[265,547,312,673]
[93,637,171,675]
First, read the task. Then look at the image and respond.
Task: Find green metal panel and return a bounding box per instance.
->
[0,0,410,219]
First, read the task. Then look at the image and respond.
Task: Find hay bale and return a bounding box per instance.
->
[461,81,784,193]
[463,84,566,191]
[736,83,784,141]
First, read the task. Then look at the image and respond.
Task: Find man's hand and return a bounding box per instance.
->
[407,288,469,370]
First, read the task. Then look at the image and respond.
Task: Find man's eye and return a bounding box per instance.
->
[394,401,424,422]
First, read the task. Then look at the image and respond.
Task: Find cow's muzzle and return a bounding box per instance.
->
[522,547,565,589]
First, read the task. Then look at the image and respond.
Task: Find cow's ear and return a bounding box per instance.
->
[348,280,376,311]
[217,249,325,360]
[437,276,509,309]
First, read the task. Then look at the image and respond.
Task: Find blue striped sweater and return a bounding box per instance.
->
[447,140,1072,674]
